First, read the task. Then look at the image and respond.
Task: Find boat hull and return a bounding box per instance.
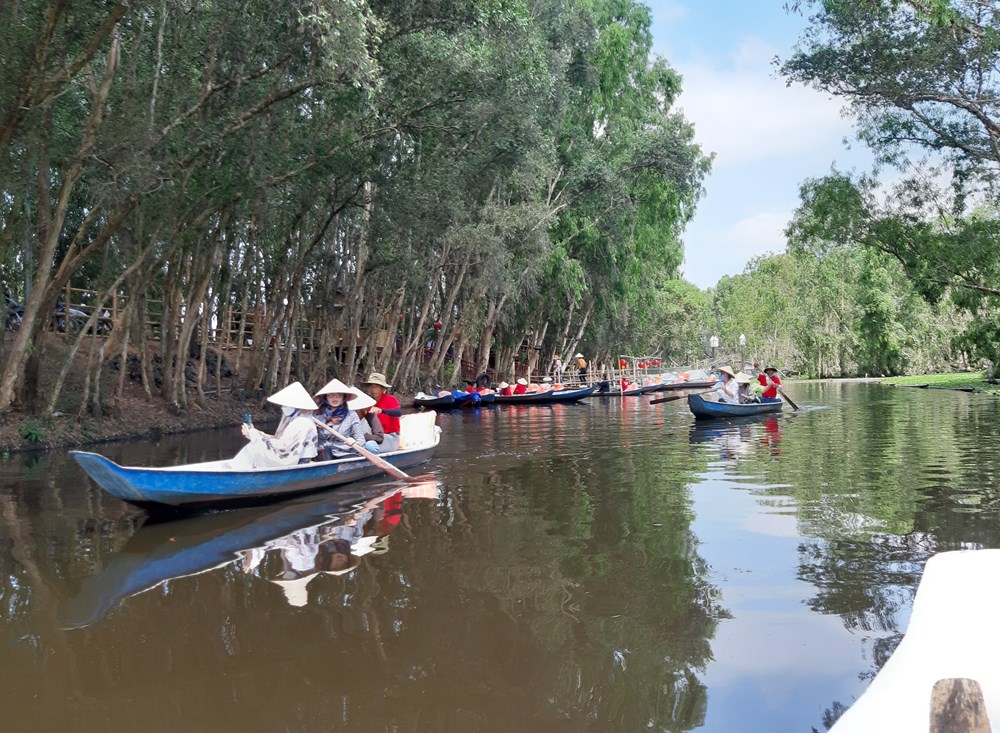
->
[494,385,597,404]
[687,393,783,419]
[70,413,440,507]
[413,394,455,409]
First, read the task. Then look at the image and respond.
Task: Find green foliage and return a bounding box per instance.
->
[20,419,47,444]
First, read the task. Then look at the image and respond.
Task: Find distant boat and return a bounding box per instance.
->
[687,393,783,419]
[494,385,597,404]
[70,412,441,507]
[413,392,455,409]
[830,550,1000,733]
[654,379,716,392]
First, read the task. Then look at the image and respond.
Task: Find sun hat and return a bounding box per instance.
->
[363,372,392,388]
[497,381,509,389]
[717,365,736,379]
[314,378,353,397]
[347,388,376,411]
[575,352,584,358]
[542,377,552,383]
[268,382,319,411]
[734,372,752,384]
[763,366,779,373]
[516,378,527,386]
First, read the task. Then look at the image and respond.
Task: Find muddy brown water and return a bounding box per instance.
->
[1,382,999,732]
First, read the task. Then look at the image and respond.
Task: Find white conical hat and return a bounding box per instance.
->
[314,378,353,397]
[270,575,312,607]
[734,371,752,384]
[717,365,736,378]
[347,388,376,411]
[267,382,318,410]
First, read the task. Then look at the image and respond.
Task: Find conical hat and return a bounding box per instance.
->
[270,575,312,607]
[717,365,736,378]
[734,371,752,384]
[314,378,353,397]
[347,388,376,411]
[267,382,318,410]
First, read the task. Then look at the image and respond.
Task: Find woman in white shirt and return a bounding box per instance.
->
[228,381,319,469]
[709,365,740,404]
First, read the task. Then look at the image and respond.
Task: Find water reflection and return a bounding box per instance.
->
[688,418,783,461]
[63,482,441,627]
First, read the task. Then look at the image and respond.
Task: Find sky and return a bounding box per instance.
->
[648,1,874,289]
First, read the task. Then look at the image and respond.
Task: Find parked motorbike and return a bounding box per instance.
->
[3,288,24,331]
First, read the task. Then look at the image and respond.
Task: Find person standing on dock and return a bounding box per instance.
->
[553,357,564,382]
[364,372,402,453]
[576,353,588,383]
[758,367,782,403]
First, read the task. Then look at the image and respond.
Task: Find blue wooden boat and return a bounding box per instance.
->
[494,385,597,404]
[413,393,455,409]
[478,392,496,405]
[687,393,783,419]
[70,412,441,507]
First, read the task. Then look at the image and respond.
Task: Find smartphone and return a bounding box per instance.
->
[242,412,253,426]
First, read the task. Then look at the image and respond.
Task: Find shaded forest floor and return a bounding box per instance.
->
[0,334,260,454]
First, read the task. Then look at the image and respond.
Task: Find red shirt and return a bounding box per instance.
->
[500,386,513,396]
[758,373,781,399]
[375,394,401,433]
[513,383,527,395]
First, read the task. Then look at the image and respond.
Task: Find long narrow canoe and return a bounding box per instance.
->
[413,393,455,409]
[656,379,716,392]
[830,550,1000,732]
[687,393,783,419]
[494,385,597,404]
[70,412,440,508]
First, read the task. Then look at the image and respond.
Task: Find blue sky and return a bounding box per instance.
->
[648,1,874,288]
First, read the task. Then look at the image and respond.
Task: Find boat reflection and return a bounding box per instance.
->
[688,417,783,461]
[62,480,441,628]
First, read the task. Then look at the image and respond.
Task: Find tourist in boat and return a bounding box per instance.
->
[497,381,512,396]
[758,366,782,403]
[350,388,383,454]
[735,372,758,403]
[576,352,588,382]
[707,365,740,404]
[364,372,402,453]
[513,377,528,395]
[315,378,369,461]
[229,381,319,469]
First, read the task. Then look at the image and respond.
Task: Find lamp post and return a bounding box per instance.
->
[739,333,746,368]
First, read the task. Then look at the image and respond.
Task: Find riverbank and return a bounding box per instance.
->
[881,371,1000,395]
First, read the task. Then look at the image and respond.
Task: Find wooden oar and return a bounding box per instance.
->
[650,388,715,405]
[312,417,432,483]
[767,375,800,411]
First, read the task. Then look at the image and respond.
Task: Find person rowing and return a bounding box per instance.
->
[758,366,782,403]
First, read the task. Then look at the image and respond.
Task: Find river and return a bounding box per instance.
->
[0,382,998,732]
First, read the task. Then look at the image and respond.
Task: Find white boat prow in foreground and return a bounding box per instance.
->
[831,549,1000,732]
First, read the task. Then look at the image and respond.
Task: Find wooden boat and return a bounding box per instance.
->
[494,385,597,404]
[655,379,716,392]
[687,392,783,419]
[69,412,441,508]
[413,392,455,409]
[830,549,1000,732]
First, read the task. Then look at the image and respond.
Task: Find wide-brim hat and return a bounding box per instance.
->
[763,366,779,373]
[348,388,376,411]
[516,378,528,386]
[268,382,319,411]
[542,377,552,383]
[717,365,736,378]
[314,378,353,398]
[734,371,752,384]
[363,372,392,388]
[270,575,312,607]
[497,381,509,389]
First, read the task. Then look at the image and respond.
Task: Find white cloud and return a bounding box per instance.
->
[675,37,852,167]
[721,211,789,261]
